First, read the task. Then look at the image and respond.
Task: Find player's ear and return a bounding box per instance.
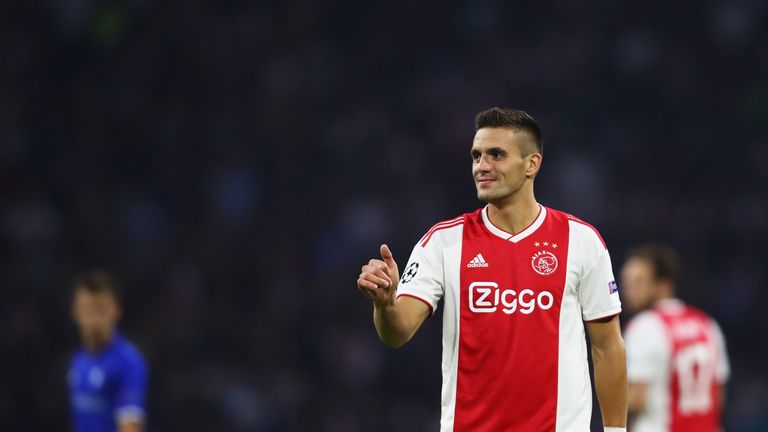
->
[71,291,82,322]
[526,152,542,178]
[657,278,675,298]
[114,303,123,322]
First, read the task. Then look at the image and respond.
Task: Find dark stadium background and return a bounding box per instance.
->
[2,1,767,431]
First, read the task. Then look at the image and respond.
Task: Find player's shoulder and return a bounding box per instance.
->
[625,309,665,338]
[670,304,729,350]
[418,210,475,247]
[550,207,607,250]
[681,303,713,320]
[680,303,724,334]
[113,335,147,367]
[655,300,712,321]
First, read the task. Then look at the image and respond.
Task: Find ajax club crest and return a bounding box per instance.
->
[531,249,558,276]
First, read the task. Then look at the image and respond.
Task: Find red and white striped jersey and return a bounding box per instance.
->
[396,205,622,432]
[625,299,730,432]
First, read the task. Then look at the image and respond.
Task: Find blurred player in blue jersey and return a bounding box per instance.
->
[68,271,147,432]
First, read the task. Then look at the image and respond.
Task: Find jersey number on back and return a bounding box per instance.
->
[675,342,715,414]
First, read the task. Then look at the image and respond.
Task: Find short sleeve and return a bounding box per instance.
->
[578,248,622,321]
[624,313,667,382]
[396,235,445,315]
[711,320,730,383]
[114,352,148,424]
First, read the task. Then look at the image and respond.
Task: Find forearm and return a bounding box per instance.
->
[593,340,628,427]
[373,299,421,348]
[627,382,648,415]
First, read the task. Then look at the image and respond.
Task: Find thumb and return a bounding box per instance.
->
[380,244,397,269]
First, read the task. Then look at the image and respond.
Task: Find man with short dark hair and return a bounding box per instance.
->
[621,245,730,432]
[357,108,628,431]
[69,271,147,432]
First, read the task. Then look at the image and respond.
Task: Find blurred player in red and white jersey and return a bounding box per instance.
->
[357,108,627,432]
[621,245,730,432]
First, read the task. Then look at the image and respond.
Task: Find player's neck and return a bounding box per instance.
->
[82,330,115,353]
[654,294,677,304]
[487,192,540,235]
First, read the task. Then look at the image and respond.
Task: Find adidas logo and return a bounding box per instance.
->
[467,253,489,268]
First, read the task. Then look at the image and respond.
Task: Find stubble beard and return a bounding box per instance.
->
[477,189,503,203]
[476,182,519,205]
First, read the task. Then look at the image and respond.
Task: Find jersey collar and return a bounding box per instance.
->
[481,204,546,243]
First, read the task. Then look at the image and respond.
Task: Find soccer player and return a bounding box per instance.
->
[68,271,148,432]
[621,245,730,432]
[357,108,627,431]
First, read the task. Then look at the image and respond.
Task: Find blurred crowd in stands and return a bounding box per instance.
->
[1,0,766,430]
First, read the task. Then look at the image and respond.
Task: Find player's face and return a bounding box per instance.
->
[620,258,660,313]
[471,128,537,204]
[72,289,120,343]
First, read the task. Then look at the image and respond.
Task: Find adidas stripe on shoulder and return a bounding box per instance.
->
[566,214,606,249]
[420,216,464,247]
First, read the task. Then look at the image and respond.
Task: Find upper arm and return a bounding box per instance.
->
[571,222,622,321]
[586,314,623,350]
[114,353,148,426]
[395,227,450,314]
[396,295,432,330]
[711,320,730,383]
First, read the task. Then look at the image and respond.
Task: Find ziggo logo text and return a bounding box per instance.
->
[469,282,554,314]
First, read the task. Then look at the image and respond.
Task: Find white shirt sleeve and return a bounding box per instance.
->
[395,234,444,315]
[570,222,622,321]
[710,319,730,383]
[624,313,668,382]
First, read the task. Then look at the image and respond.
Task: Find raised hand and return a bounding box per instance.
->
[357,244,401,306]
